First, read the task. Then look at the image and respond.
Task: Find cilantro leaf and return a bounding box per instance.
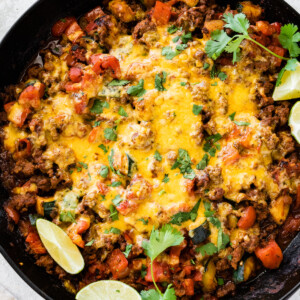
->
[229,112,236,121]
[233,120,250,126]
[127,79,147,97]
[109,227,121,234]
[90,99,109,114]
[180,32,192,44]
[167,25,179,34]
[108,149,116,173]
[85,239,95,246]
[162,46,180,60]
[170,199,201,225]
[109,181,122,187]
[208,216,221,228]
[204,201,215,217]
[155,71,167,91]
[112,194,122,206]
[154,150,162,162]
[223,13,249,35]
[203,62,210,70]
[196,242,218,256]
[225,35,244,63]
[171,149,195,179]
[162,174,170,183]
[176,44,188,51]
[99,165,109,178]
[279,24,300,58]
[108,79,130,86]
[118,106,128,117]
[142,224,184,261]
[217,229,230,251]
[205,30,231,60]
[276,58,298,86]
[123,244,132,258]
[138,218,149,225]
[98,144,108,153]
[196,153,209,170]
[141,289,160,300]
[218,72,228,81]
[104,128,117,141]
[192,104,203,115]
[109,204,118,221]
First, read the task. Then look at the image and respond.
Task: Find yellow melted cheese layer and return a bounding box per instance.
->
[3,25,279,245]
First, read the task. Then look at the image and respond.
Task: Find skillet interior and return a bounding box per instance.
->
[0,0,299,299]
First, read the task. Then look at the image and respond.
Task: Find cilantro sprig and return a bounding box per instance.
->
[141,225,184,298]
[205,13,300,86]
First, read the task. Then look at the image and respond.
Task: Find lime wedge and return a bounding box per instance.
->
[75,280,142,300]
[273,62,300,101]
[289,101,300,143]
[36,219,84,274]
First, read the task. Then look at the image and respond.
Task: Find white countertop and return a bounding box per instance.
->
[0,0,299,299]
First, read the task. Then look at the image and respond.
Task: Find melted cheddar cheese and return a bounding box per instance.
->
[3,23,285,249]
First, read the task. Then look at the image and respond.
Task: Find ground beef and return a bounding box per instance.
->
[175,7,206,32]
[216,258,230,271]
[258,102,290,127]
[132,18,156,41]
[230,246,244,269]
[208,188,225,201]
[9,193,36,212]
[216,281,236,298]
[36,255,55,274]
[13,159,35,177]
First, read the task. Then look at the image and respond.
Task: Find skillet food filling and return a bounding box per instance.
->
[1,0,300,298]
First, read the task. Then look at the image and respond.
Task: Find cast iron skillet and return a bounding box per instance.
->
[0,0,299,299]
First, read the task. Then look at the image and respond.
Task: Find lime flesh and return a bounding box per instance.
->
[75,280,142,300]
[273,62,300,101]
[36,219,84,274]
[289,101,300,144]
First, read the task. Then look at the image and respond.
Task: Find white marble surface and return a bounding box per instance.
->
[0,0,300,299]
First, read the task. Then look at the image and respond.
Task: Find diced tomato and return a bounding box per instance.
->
[65,21,84,43]
[249,33,270,47]
[4,102,15,113]
[85,6,105,23]
[194,271,203,281]
[96,181,109,195]
[19,83,45,109]
[145,260,170,282]
[4,205,20,224]
[267,45,286,67]
[68,217,90,248]
[90,54,121,79]
[76,218,90,234]
[255,240,283,269]
[183,265,194,275]
[221,145,240,165]
[69,67,83,83]
[152,1,171,25]
[73,92,88,114]
[256,21,275,36]
[183,278,194,296]
[239,128,253,149]
[116,199,138,216]
[88,127,100,143]
[237,206,256,230]
[107,249,128,279]
[51,17,76,37]
[169,240,187,265]
[271,22,282,34]
[25,232,47,254]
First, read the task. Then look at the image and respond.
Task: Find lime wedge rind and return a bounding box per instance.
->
[289,101,300,144]
[273,62,300,101]
[75,280,142,300]
[36,219,84,274]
